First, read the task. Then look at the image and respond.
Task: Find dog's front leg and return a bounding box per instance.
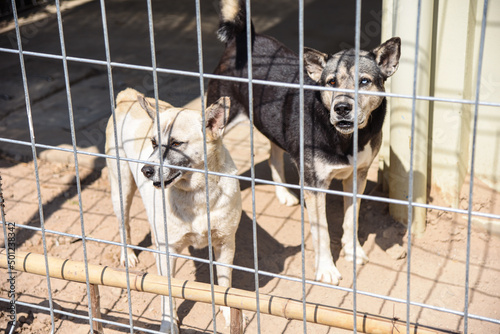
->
[304,189,342,285]
[117,211,138,267]
[156,245,179,334]
[269,142,300,206]
[214,238,240,328]
[108,161,139,267]
[341,170,369,265]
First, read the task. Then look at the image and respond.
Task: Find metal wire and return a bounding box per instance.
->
[1,136,499,223]
[1,1,499,333]
[3,218,500,326]
[98,0,136,332]
[242,0,263,331]
[2,45,500,109]
[297,1,307,332]
[406,0,423,332]
[464,1,489,332]
[53,0,96,331]
[9,0,56,332]
[194,0,218,332]
[2,46,500,109]
[352,0,362,331]
[145,0,177,332]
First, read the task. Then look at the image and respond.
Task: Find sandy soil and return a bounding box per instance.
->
[1,122,500,334]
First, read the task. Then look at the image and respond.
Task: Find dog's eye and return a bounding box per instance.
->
[328,78,336,86]
[151,138,158,149]
[360,78,371,85]
[170,141,183,148]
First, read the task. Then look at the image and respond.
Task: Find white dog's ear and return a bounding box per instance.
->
[137,94,157,120]
[372,37,401,79]
[304,47,328,82]
[206,97,230,140]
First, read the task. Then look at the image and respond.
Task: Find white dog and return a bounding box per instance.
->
[105,88,242,333]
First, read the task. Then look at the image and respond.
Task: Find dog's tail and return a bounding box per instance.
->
[217,0,255,69]
[217,0,250,43]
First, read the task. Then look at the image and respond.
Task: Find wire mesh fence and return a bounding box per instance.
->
[1,0,500,333]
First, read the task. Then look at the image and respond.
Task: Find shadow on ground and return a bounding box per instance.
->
[238,156,406,264]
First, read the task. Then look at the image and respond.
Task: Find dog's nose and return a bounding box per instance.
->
[334,102,352,116]
[141,165,155,178]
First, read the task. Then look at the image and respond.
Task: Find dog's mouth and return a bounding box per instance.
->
[152,172,181,188]
[333,120,355,135]
[336,120,354,129]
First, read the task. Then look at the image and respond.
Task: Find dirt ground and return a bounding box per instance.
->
[1,121,500,334]
[1,0,499,332]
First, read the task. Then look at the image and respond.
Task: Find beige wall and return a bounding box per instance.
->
[430,0,500,204]
[381,0,500,232]
[473,0,500,192]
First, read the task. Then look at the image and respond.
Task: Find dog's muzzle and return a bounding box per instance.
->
[141,165,181,188]
[332,102,354,132]
[152,172,181,188]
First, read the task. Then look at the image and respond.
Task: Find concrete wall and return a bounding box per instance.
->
[429,0,500,206]
[381,0,500,232]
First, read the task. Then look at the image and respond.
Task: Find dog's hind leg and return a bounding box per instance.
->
[304,189,342,285]
[107,156,139,267]
[269,142,299,206]
[341,170,369,265]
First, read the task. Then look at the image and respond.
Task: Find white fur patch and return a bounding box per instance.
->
[314,140,374,183]
[221,0,240,22]
[347,141,373,170]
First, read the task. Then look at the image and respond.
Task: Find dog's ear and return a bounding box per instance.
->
[304,47,328,82]
[137,95,157,120]
[372,37,401,79]
[206,96,230,140]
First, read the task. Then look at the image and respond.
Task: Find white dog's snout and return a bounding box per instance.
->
[141,164,155,179]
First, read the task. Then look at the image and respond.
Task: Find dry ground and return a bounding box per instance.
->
[1,0,499,333]
[0,120,500,334]
[1,121,500,334]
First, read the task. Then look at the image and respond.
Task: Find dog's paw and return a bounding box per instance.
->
[159,320,179,334]
[221,306,246,331]
[120,250,139,267]
[342,244,369,265]
[221,306,231,327]
[275,187,299,206]
[315,265,342,285]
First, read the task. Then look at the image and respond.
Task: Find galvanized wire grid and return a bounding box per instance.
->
[1,0,500,333]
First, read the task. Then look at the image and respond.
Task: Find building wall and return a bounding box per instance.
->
[472,0,500,193]
[381,0,500,231]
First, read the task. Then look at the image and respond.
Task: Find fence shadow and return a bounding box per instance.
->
[237,156,406,265]
[175,210,301,324]
[0,165,102,249]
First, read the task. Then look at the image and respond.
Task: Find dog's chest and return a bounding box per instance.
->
[316,140,375,181]
[164,189,227,248]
